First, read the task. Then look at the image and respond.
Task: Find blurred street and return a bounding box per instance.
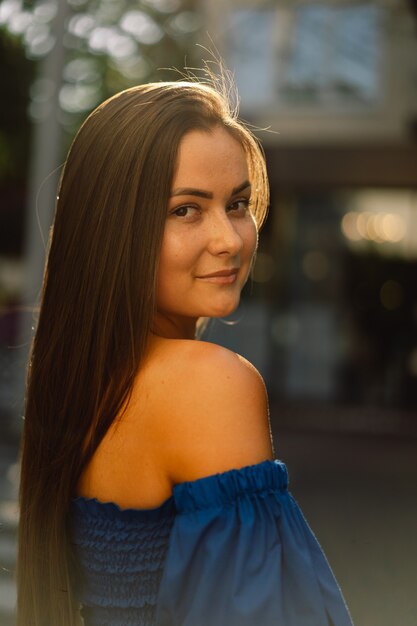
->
[276,426,417,626]
[0,437,18,626]
[0,419,416,626]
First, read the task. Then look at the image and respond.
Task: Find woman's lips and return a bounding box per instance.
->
[196,268,239,284]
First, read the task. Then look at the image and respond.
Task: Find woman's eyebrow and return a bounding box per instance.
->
[170,180,251,199]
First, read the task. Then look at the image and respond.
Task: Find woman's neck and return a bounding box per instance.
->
[152,313,197,340]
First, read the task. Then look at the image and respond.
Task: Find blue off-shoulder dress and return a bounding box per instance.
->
[71,459,353,626]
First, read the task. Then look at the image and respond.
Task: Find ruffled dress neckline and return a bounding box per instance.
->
[72,458,285,519]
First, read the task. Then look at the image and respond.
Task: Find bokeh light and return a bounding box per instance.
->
[381,213,407,242]
[142,0,181,13]
[341,212,362,241]
[341,208,408,249]
[340,190,416,257]
[1,0,203,139]
[7,9,31,34]
[68,14,96,39]
[0,0,22,26]
[168,11,202,35]
[120,11,164,45]
[63,57,101,84]
[59,83,101,113]
[33,0,57,23]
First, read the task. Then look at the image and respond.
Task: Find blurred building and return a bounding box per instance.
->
[1,0,415,433]
[202,0,417,434]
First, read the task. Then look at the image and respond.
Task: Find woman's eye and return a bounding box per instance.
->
[171,205,198,218]
[228,199,251,214]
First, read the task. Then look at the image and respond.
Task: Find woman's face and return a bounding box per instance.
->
[154,126,258,339]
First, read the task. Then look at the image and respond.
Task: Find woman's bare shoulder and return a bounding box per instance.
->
[143,338,274,485]
[144,337,267,407]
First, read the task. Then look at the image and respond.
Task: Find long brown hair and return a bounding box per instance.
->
[17,79,269,626]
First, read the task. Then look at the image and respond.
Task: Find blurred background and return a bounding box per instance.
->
[0,0,417,624]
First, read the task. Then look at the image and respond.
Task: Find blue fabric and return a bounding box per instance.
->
[71,460,353,626]
[71,495,176,626]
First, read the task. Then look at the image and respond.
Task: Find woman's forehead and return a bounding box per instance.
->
[173,128,249,186]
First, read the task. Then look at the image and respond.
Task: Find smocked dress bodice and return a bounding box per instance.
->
[71,460,353,626]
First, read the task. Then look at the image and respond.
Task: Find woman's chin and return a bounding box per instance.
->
[205,298,240,319]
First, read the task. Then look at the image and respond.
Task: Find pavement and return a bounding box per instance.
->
[274,426,417,626]
[0,422,416,626]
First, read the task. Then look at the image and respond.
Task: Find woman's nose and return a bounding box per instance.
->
[206,211,243,257]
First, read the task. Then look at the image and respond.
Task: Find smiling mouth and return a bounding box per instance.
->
[196,268,239,284]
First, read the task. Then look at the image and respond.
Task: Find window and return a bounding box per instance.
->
[228,3,383,111]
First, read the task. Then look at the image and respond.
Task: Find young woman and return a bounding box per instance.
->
[17,80,354,626]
